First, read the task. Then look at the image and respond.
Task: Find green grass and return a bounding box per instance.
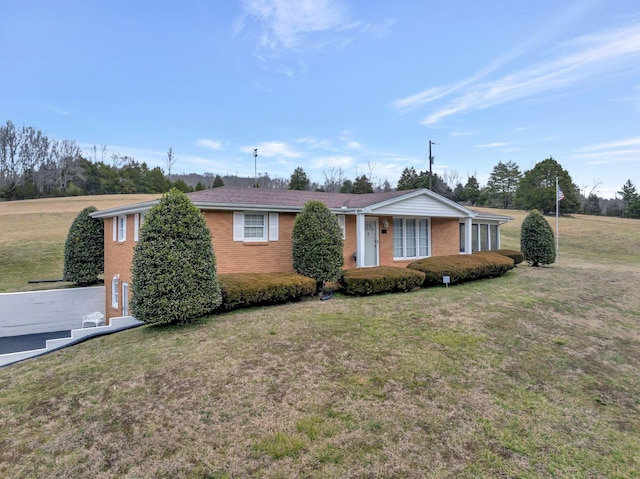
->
[1,198,640,477]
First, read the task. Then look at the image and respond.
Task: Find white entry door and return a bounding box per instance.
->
[364,219,379,267]
[122,282,129,316]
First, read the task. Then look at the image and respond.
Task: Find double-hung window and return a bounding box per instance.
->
[111,276,119,308]
[118,215,126,242]
[233,212,279,242]
[393,217,429,259]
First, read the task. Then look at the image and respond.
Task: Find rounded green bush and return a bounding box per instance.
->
[520,209,556,267]
[407,252,514,287]
[340,266,425,296]
[131,189,222,325]
[292,200,344,289]
[63,205,104,286]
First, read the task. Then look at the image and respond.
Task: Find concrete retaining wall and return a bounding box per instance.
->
[0,287,104,337]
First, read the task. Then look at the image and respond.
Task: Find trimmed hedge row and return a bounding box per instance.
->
[340,266,426,296]
[493,249,524,265]
[407,251,515,287]
[218,272,316,310]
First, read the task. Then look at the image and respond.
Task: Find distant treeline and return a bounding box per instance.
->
[1,120,637,218]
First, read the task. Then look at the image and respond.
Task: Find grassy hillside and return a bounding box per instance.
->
[1,198,639,477]
[0,195,160,292]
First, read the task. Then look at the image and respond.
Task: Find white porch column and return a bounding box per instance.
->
[496,224,501,249]
[356,212,366,267]
[465,217,473,254]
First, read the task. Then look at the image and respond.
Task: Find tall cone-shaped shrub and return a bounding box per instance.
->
[520,209,556,267]
[292,200,344,289]
[63,206,104,286]
[131,189,221,324]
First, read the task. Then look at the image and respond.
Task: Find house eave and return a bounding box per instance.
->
[89,201,159,219]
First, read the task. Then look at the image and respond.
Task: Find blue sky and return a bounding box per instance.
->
[2,0,639,198]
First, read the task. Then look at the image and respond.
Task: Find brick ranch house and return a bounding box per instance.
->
[91,186,511,322]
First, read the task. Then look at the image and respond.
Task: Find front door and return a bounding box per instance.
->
[122,282,129,316]
[364,219,379,267]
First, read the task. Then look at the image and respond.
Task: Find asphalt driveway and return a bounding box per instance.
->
[0,331,71,354]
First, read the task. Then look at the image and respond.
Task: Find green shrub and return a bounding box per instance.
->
[292,201,344,289]
[131,189,222,325]
[63,206,104,286]
[340,266,426,296]
[218,273,316,310]
[492,249,524,265]
[521,209,556,266]
[407,252,514,287]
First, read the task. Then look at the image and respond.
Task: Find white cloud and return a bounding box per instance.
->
[311,155,354,169]
[572,136,640,166]
[45,104,71,116]
[420,22,640,125]
[196,139,224,151]
[239,0,353,50]
[476,142,510,148]
[241,141,304,158]
[580,136,640,151]
[393,20,640,126]
[450,131,473,137]
[296,136,335,150]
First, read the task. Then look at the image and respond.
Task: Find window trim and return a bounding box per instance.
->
[337,215,346,240]
[134,214,140,242]
[117,215,127,242]
[111,276,119,308]
[233,212,278,242]
[393,217,430,260]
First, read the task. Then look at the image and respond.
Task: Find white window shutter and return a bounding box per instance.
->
[112,217,117,241]
[269,213,279,241]
[233,212,244,241]
[337,215,346,240]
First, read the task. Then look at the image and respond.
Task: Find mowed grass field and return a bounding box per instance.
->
[0,197,639,478]
[0,195,160,292]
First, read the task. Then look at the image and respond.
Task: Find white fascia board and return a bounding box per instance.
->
[90,201,158,219]
[473,213,513,224]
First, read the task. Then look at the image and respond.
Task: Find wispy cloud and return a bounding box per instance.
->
[477,142,510,148]
[297,136,335,150]
[45,105,71,116]
[573,136,640,165]
[241,141,304,158]
[311,155,354,169]
[418,22,640,125]
[393,18,640,126]
[196,139,224,151]
[238,0,354,51]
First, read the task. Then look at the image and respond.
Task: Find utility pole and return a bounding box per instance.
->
[428,140,435,190]
[253,148,258,188]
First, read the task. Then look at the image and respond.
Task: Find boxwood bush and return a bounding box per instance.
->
[218,273,316,310]
[407,252,515,287]
[493,249,524,265]
[340,266,426,296]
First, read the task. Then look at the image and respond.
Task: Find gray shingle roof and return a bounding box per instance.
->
[187,186,417,210]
